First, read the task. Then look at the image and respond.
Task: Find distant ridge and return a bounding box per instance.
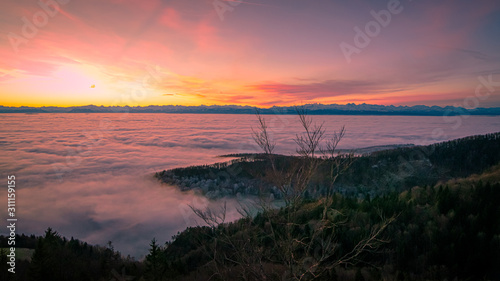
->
[67,108,96,113]
[1,103,500,115]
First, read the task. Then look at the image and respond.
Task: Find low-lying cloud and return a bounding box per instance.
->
[1,113,499,258]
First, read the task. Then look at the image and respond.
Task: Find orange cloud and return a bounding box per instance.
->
[1,0,500,107]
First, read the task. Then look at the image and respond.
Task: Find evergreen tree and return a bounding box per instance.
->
[145,238,166,281]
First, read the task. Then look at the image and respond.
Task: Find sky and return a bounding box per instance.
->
[1,0,500,107]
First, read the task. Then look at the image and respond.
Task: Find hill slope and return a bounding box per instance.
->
[156,132,500,199]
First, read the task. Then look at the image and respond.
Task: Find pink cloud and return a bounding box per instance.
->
[158,8,183,30]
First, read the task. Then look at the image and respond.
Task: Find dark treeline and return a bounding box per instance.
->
[334,132,500,195]
[0,228,144,281]
[156,132,500,198]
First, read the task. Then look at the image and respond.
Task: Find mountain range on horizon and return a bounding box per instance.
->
[1,103,500,115]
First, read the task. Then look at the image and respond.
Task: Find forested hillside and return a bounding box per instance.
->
[151,166,500,280]
[156,132,500,198]
[0,229,144,281]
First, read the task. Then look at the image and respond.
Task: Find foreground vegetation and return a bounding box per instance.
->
[3,166,499,280]
[158,168,500,280]
[0,230,144,281]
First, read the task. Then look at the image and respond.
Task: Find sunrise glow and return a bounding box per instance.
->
[1,0,500,107]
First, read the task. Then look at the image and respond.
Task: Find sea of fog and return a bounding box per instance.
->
[1,113,499,258]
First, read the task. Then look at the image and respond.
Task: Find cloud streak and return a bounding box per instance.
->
[248,79,406,99]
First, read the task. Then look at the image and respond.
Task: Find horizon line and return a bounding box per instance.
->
[1,103,500,109]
